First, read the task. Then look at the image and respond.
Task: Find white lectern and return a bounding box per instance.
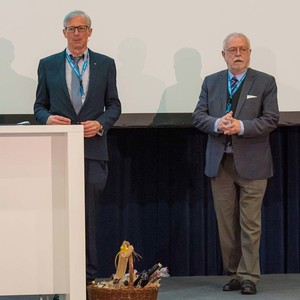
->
[0,125,86,300]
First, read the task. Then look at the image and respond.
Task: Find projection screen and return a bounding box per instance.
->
[0,0,299,126]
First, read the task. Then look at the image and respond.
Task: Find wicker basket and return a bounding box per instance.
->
[87,254,159,300]
[87,285,158,300]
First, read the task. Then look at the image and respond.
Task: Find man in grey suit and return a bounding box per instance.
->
[193,33,279,295]
[34,10,121,285]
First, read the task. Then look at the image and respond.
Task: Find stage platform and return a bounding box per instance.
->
[158,274,300,299]
[0,274,299,299]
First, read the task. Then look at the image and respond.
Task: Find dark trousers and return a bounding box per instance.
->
[84,158,108,282]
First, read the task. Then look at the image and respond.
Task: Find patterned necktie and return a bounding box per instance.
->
[225,76,239,152]
[230,76,239,92]
[70,55,84,114]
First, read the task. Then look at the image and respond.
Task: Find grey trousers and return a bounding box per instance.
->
[211,153,267,284]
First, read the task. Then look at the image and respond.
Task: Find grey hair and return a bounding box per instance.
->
[63,10,92,27]
[223,32,250,50]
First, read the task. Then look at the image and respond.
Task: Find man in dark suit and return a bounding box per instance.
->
[193,33,279,295]
[34,10,121,285]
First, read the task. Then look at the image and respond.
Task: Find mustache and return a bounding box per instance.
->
[234,58,243,62]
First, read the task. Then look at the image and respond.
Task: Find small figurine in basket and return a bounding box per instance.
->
[114,240,137,283]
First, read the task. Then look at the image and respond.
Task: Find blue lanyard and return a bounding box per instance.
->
[226,72,247,113]
[66,53,89,96]
[227,72,246,99]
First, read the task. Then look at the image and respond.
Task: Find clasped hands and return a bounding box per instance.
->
[47,115,102,138]
[218,111,241,135]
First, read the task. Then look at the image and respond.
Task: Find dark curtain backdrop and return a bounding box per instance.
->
[97,126,300,278]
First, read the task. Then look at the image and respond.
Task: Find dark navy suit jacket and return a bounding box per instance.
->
[34,49,121,161]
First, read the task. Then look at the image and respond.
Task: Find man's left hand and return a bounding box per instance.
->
[81,120,102,138]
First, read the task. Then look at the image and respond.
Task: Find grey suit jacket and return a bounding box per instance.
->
[34,49,121,161]
[192,68,279,180]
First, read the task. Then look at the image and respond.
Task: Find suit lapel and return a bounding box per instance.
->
[235,68,254,117]
[84,50,99,105]
[56,50,71,100]
[218,71,228,114]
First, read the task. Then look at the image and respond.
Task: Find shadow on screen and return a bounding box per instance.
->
[153,47,203,126]
[117,37,165,113]
[252,47,300,112]
[0,37,37,114]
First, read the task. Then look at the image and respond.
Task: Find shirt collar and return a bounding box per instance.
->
[228,69,247,81]
[66,48,89,59]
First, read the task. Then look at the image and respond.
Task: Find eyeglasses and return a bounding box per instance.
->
[225,47,250,55]
[65,25,89,33]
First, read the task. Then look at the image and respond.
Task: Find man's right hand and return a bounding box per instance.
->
[217,111,233,132]
[46,115,71,125]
